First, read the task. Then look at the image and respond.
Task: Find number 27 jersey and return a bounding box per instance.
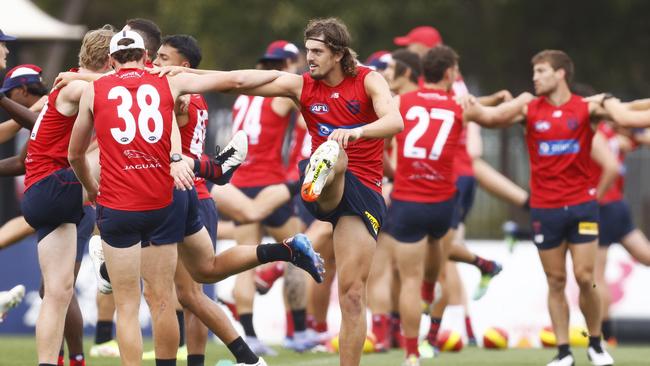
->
[93,68,174,211]
[392,88,463,203]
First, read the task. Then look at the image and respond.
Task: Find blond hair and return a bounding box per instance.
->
[78,24,114,71]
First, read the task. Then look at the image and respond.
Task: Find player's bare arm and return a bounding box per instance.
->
[477,89,513,106]
[597,95,650,128]
[0,93,39,130]
[68,83,98,202]
[329,71,403,148]
[53,71,105,90]
[55,80,88,116]
[168,69,283,98]
[463,91,534,127]
[0,140,27,177]
[591,130,620,200]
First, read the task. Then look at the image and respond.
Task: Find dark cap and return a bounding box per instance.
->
[0,64,43,93]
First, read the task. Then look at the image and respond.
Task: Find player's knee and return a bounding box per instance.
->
[44,283,74,306]
[339,279,365,314]
[573,269,594,290]
[334,149,348,174]
[176,284,201,309]
[546,272,567,292]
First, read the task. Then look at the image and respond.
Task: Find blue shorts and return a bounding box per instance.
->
[96,204,171,248]
[76,205,96,262]
[530,200,599,250]
[21,168,84,242]
[298,159,386,240]
[385,197,455,243]
[236,185,294,228]
[147,188,204,246]
[199,198,218,248]
[599,200,635,247]
[293,193,315,227]
[450,175,476,229]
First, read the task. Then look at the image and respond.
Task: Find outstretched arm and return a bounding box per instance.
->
[169,69,288,97]
[0,92,40,130]
[68,83,98,202]
[463,92,533,128]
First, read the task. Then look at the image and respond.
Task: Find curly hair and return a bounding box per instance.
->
[304,18,358,77]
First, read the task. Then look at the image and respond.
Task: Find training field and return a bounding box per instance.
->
[2,337,649,366]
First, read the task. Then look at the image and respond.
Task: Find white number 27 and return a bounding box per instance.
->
[403,106,455,160]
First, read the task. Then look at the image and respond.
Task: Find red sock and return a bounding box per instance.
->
[314,321,328,333]
[286,311,294,338]
[465,316,476,340]
[390,313,403,348]
[428,317,442,345]
[57,354,65,366]
[70,354,86,366]
[371,314,390,349]
[405,337,419,357]
[306,314,316,330]
[421,281,434,303]
[473,256,495,274]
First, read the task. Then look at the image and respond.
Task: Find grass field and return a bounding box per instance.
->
[2,336,649,366]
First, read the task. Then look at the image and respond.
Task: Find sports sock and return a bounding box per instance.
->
[428,317,442,345]
[306,314,316,330]
[371,314,390,348]
[155,359,176,366]
[472,256,495,274]
[405,337,419,357]
[285,310,294,338]
[390,312,402,348]
[589,336,603,352]
[57,349,64,366]
[187,354,205,366]
[239,313,257,337]
[99,262,110,282]
[421,281,434,303]
[292,309,307,332]
[95,320,114,344]
[558,344,571,359]
[226,337,259,364]
[193,159,223,182]
[256,243,292,263]
[69,354,85,366]
[314,320,328,333]
[176,311,185,347]
[465,316,476,340]
[601,319,612,340]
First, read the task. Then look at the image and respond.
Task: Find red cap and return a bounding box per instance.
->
[394,26,443,48]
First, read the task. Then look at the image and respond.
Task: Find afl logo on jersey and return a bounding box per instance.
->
[534,120,551,132]
[310,103,329,114]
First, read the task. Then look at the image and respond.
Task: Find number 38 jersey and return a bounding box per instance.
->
[93,68,174,211]
[392,88,463,203]
[230,95,291,187]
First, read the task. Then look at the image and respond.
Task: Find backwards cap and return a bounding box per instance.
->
[109,30,145,55]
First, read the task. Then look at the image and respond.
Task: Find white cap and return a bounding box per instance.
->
[109,30,145,55]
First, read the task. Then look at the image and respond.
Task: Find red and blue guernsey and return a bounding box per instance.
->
[392,88,463,203]
[596,122,629,205]
[24,87,78,190]
[526,94,598,208]
[231,95,291,187]
[286,125,311,182]
[451,79,474,178]
[181,94,211,199]
[300,66,382,193]
[93,68,174,210]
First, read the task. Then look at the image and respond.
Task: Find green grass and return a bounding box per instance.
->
[2,336,649,365]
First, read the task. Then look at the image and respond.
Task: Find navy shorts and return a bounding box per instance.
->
[96,204,171,248]
[199,198,218,248]
[76,205,96,262]
[298,159,386,240]
[385,197,455,243]
[236,185,294,228]
[530,200,599,250]
[450,175,477,229]
[293,193,315,227]
[21,168,84,242]
[147,188,204,246]
[599,200,635,247]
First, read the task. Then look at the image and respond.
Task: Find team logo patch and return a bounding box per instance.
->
[578,222,598,236]
[534,120,551,132]
[364,210,380,235]
[567,118,579,131]
[346,100,361,115]
[317,123,334,136]
[538,139,580,156]
[310,103,329,114]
